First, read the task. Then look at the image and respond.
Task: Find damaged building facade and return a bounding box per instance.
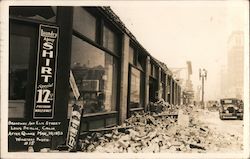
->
[8,6,182,151]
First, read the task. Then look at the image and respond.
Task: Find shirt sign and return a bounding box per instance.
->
[33,24,59,119]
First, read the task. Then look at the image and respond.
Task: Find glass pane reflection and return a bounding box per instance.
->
[69,35,117,115]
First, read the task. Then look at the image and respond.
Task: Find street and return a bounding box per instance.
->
[194,109,243,153]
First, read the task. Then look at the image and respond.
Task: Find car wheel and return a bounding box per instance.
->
[219,114,223,120]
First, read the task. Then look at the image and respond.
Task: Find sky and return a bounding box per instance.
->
[110,1,248,100]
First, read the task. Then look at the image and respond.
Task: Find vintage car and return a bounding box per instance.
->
[219,98,243,120]
[207,100,219,111]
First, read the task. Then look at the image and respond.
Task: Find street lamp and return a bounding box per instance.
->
[199,68,207,109]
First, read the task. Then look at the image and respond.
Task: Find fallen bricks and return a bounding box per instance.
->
[79,107,242,153]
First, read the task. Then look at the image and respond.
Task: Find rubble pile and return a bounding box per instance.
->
[149,98,178,115]
[79,108,242,153]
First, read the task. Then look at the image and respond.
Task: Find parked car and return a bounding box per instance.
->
[207,100,219,112]
[219,98,243,120]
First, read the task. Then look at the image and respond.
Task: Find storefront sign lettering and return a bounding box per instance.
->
[66,103,83,150]
[33,24,59,119]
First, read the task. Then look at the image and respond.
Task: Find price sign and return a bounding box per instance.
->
[33,24,59,119]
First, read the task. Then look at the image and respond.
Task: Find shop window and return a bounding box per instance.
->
[151,63,158,78]
[8,31,33,118]
[9,6,57,22]
[155,65,159,79]
[9,35,30,100]
[149,77,158,103]
[9,21,37,119]
[9,34,32,118]
[129,46,135,64]
[138,53,145,71]
[103,25,119,54]
[129,67,144,109]
[161,71,165,83]
[69,35,117,115]
[73,7,97,41]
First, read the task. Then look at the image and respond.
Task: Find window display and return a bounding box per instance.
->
[69,35,117,115]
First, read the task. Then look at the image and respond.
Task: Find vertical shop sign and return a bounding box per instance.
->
[67,71,83,150]
[33,24,59,119]
[66,103,83,150]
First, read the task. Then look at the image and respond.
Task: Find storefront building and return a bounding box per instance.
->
[8,6,182,151]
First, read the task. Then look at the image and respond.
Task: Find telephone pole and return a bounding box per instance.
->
[199,68,207,109]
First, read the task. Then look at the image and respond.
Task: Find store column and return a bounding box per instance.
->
[158,67,162,99]
[170,77,173,105]
[119,34,130,124]
[165,74,168,102]
[174,82,177,105]
[51,7,73,150]
[144,56,150,111]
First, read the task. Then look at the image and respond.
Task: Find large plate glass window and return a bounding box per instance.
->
[129,67,144,109]
[69,35,118,115]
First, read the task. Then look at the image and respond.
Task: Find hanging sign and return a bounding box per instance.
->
[33,24,59,119]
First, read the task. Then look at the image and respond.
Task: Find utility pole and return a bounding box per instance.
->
[199,68,207,109]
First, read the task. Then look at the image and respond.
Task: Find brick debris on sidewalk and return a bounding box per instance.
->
[79,100,242,153]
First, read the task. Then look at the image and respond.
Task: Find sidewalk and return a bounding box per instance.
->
[78,106,243,153]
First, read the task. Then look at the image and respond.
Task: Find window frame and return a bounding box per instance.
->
[69,34,119,115]
[127,64,145,113]
[72,7,98,42]
[102,23,120,55]
[129,42,146,72]
[149,61,159,79]
[72,7,121,58]
[69,7,121,118]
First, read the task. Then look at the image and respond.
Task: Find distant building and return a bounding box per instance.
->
[227,31,244,99]
[170,61,194,105]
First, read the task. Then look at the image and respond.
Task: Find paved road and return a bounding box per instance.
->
[194,109,243,153]
[198,109,243,135]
